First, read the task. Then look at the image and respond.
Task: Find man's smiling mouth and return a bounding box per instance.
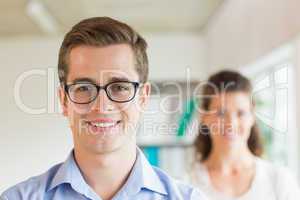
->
[84,119,122,135]
[88,121,120,128]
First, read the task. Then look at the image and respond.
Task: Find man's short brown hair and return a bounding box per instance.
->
[58,17,148,84]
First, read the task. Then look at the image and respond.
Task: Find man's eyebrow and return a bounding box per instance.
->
[69,77,135,85]
[109,77,131,82]
[71,78,96,84]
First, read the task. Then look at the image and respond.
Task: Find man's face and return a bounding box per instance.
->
[59,44,150,154]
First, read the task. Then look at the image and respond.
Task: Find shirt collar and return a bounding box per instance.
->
[122,148,167,196]
[47,148,167,197]
[47,151,97,199]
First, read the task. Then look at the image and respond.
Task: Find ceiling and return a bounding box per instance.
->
[0,0,223,37]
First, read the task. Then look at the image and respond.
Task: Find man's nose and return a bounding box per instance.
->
[91,90,114,113]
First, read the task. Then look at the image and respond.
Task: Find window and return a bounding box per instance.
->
[241,45,298,176]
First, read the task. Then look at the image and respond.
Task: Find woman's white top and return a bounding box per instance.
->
[187,158,300,200]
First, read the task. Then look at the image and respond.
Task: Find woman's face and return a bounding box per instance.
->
[201,92,255,149]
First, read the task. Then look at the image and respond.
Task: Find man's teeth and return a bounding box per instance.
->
[90,122,116,128]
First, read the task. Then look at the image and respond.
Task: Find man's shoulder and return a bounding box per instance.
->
[1,163,62,199]
[151,166,207,200]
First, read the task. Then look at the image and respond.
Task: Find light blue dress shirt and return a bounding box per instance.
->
[1,148,206,200]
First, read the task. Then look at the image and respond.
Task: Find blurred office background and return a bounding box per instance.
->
[1,0,300,192]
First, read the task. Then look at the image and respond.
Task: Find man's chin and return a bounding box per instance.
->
[89,139,129,155]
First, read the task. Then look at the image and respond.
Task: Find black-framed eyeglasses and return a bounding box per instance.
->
[64,81,140,104]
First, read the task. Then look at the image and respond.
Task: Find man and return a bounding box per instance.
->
[1,17,206,200]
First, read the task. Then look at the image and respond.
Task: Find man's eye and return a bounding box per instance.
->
[112,84,130,91]
[76,85,90,92]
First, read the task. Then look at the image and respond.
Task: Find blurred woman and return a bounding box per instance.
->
[188,70,300,200]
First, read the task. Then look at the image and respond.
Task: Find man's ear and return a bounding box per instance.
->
[58,86,68,117]
[139,82,151,110]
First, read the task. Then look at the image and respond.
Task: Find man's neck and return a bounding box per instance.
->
[74,144,137,200]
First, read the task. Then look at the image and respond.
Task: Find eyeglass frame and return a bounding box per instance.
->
[64,81,141,104]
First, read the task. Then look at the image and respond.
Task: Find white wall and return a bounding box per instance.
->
[0,36,73,193]
[145,33,207,81]
[0,33,206,192]
[293,37,300,180]
[203,0,300,72]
